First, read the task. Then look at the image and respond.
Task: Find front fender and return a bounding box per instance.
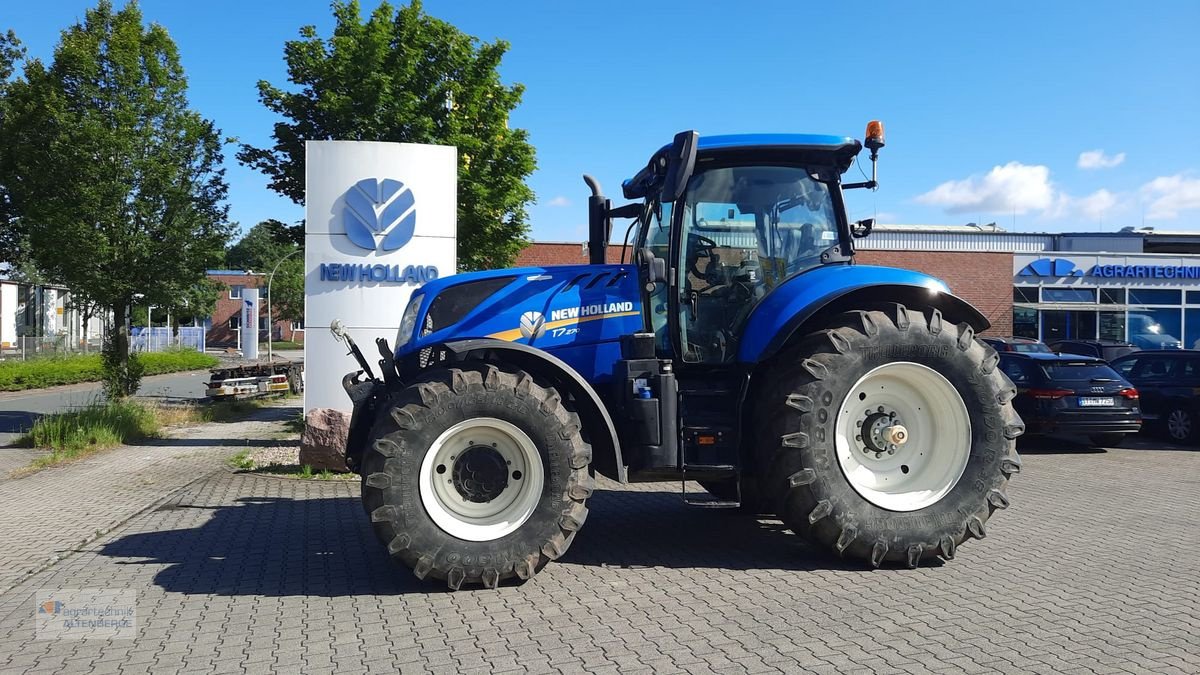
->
[737,265,988,363]
[435,339,626,483]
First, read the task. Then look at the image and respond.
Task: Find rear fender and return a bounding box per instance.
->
[738,265,989,364]
[424,339,626,483]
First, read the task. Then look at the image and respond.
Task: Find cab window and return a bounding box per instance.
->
[676,165,839,362]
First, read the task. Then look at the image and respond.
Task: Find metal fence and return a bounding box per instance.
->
[130,327,206,353]
[0,326,205,361]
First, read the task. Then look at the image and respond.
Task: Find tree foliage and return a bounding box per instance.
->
[2,1,232,396]
[0,30,27,269]
[238,0,537,271]
[225,219,304,323]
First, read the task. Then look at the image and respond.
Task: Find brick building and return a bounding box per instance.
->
[514,224,1200,345]
[206,270,304,348]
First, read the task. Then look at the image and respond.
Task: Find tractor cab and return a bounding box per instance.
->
[591,128,885,366]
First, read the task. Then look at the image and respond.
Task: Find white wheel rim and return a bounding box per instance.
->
[419,417,545,542]
[835,362,971,512]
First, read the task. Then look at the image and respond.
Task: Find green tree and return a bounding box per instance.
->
[225,219,304,323]
[0,30,27,269]
[3,1,232,397]
[238,0,537,271]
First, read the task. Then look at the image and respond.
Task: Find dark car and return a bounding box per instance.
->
[1110,350,1200,443]
[1049,339,1140,362]
[999,352,1141,446]
[982,336,1053,353]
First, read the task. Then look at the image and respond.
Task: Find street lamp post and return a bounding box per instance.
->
[267,248,302,362]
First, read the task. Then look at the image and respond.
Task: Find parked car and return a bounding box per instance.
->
[1110,350,1200,443]
[1049,339,1140,362]
[998,352,1141,447]
[982,336,1053,353]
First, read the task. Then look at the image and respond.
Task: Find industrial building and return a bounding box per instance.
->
[515,224,1200,347]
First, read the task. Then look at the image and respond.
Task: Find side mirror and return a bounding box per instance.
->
[851,218,875,238]
[660,130,699,202]
[638,248,668,291]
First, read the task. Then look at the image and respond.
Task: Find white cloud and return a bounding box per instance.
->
[1046,189,1121,221]
[546,195,571,207]
[916,162,1055,215]
[1141,174,1200,220]
[1077,150,1126,170]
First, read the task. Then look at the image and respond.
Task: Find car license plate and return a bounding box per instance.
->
[1078,397,1115,407]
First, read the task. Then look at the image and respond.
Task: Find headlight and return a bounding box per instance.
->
[395,293,424,348]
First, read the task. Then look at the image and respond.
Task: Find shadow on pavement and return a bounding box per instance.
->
[0,410,39,434]
[133,437,295,449]
[1016,436,1108,454]
[98,486,899,597]
[100,496,428,596]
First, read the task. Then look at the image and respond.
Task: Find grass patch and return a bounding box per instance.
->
[260,340,303,350]
[23,400,160,469]
[0,348,218,392]
[228,450,255,470]
[247,463,354,480]
[18,396,280,474]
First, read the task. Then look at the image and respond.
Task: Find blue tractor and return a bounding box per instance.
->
[338,123,1023,589]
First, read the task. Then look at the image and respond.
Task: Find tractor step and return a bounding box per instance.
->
[681,464,741,508]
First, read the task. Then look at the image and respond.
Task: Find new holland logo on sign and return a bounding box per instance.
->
[318,177,439,285]
[343,177,416,252]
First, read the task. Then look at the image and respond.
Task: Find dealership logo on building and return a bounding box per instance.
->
[1018,258,1084,278]
[343,177,416,252]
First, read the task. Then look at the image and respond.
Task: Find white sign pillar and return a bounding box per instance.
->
[240,288,259,360]
[304,141,457,412]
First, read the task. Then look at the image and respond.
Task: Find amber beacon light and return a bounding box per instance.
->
[865,120,885,151]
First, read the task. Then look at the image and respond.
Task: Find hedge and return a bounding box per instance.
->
[0,349,218,392]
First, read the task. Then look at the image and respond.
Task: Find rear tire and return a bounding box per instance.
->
[360,363,593,589]
[1088,432,1126,448]
[754,304,1022,568]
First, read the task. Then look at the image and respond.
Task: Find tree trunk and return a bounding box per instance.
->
[103,302,142,398]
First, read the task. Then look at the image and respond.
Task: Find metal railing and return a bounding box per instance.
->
[0,326,205,361]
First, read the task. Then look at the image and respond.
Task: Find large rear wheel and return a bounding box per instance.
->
[360,363,593,589]
[755,304,1023,567]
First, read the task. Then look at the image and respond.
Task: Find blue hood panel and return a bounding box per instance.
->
[401,264,643,356]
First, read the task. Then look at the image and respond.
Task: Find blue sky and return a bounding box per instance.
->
[6,1,1200,241]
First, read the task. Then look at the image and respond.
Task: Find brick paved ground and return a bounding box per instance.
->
[0,405,295,595]
[0,426,1197,674]
[0,425,1195,672]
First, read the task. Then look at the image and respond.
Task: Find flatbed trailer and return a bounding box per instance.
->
[206,360,303,399]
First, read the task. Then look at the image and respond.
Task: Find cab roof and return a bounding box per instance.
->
[696,133,860,153]
[622,132,863,200]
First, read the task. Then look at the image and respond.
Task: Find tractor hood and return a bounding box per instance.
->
[396,264,643,358]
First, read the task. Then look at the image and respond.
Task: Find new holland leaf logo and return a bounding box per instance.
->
[1018,258,1084,277]
[343,178,416,252]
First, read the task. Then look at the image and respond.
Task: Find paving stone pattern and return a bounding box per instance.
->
[0,406,295,595]
[0,441,1198,673]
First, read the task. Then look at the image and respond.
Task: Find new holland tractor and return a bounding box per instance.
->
[336,123,1023,589]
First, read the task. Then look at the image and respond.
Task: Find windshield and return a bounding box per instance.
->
[675,165,841,362]
[682,165,839,290]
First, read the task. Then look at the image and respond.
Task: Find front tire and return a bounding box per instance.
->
[360,363,593,589]
[755,304,1023,568]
